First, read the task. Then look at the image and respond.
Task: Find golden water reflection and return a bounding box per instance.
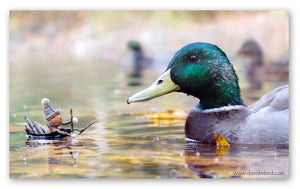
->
[10,132,288,178]
[9,57,288,178]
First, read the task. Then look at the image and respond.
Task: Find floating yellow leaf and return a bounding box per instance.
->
[214,132,230,146]
[145,109,187,119]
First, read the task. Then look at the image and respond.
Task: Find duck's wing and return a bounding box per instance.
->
[248,85,289,113]
[239,85,289,144]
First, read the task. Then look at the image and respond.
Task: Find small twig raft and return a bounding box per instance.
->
[24,98,97,140]
[25,109,97,140]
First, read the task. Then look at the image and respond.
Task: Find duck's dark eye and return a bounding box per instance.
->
[188,54,198,63]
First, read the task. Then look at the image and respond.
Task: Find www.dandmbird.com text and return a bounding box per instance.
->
[233,170,285,176]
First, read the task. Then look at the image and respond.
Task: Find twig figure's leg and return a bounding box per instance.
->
[56,129,71,136]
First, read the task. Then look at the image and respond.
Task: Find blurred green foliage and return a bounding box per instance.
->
[10,10,221,33]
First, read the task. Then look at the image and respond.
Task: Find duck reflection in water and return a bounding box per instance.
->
[184,142,289,178]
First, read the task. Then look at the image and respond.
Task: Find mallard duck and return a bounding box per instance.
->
[234,39,289,83]
[127,40,175,75]
[127,40,152,77]
[127,42,289,144]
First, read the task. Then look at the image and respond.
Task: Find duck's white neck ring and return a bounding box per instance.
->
[193,105,247,113]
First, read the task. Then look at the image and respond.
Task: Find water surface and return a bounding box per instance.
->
[9,58,289,178]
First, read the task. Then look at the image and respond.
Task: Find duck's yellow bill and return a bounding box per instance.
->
[127,69,180,104]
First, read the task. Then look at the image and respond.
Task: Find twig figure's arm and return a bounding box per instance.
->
[56,129,71,136]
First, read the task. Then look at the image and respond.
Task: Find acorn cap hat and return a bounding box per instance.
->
[41,98,60,121]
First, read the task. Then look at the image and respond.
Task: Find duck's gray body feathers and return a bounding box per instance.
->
[185,85,289,144]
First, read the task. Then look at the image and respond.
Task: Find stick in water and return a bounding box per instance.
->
[79,121,98,135]
[70,108,74,133]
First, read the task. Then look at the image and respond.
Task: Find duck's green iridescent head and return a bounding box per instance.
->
[128,42,243,110]
[128,40,142,51]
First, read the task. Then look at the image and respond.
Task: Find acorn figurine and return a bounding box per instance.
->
[25,98,78,139]
[25,98,96,140]
[41,98,78,135]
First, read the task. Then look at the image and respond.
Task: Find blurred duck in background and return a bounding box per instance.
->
[234,39,289,89]
[127,40,152,78]
[127,40,175,76]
